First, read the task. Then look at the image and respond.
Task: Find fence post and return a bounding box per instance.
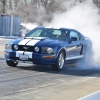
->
[10,15,13,36]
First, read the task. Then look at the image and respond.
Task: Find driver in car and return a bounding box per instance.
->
[59,31,67,40]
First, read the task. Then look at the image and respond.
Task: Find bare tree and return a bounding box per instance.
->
[0,0,6,14]
[93,0,100,7]
[0,0,99,24]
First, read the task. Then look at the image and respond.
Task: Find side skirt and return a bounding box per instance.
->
[65,55,84,60]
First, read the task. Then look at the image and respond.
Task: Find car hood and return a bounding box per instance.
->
[8,37,64,47]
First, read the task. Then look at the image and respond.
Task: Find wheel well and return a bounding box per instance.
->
[80,44,83,55]
[61,49,66,59]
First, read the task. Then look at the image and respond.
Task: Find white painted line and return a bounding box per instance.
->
[78,90,100,100]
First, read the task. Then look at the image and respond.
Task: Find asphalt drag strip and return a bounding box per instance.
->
[0,59,100,100]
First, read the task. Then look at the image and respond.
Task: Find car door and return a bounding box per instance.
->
[66,30,82,59]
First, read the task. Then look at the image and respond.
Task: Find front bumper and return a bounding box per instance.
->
[5,51,57,65]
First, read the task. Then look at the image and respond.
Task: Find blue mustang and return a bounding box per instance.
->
[5,26,92,71]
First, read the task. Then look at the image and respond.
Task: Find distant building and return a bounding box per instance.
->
[0,14,20,36]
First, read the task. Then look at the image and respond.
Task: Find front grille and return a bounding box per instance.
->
[18,45,33,51]
[12,45,41,53]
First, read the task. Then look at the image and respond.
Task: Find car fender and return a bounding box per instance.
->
[56,44,66,59]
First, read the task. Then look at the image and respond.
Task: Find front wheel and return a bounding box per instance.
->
[52,51,65,71]
[6,60,18,67]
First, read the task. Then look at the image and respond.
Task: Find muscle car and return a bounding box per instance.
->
[4,26,92,71]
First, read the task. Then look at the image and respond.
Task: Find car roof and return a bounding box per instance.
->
[36,26,78,32]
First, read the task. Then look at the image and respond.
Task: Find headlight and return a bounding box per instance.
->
[34,46,39,52]
[47,48,54,54]
[13,45,18,50]
[43,47,54,54]
[5,44,12,50]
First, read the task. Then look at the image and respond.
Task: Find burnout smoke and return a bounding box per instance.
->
[44,0,100,67]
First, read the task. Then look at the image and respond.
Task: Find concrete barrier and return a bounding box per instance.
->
[78,91,100,100]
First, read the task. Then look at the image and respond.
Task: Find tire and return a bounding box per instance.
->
[6,60,18,67]
[52,50,65,71]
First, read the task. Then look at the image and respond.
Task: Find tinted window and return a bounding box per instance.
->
[26,28,68,41]
[70,31,80,41]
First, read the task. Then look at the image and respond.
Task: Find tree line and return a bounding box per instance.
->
[0,0,100,25]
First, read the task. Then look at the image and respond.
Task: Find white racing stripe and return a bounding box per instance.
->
[16,39,41,58]
[26,39,40,46]
[18,39,31,45]
[16,51,24,57]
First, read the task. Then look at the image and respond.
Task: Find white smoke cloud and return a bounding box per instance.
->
[44,0,100,64]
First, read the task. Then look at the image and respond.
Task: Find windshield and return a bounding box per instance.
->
[26,28,68,41]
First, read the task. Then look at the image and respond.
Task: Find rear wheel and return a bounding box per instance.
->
[6,60,18,67]
[52,50,65,71]
[79,49,93,67]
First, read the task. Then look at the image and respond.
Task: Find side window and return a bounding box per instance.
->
[53,30,68,36]
[53,30,61,35]
[70,31,79,41]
